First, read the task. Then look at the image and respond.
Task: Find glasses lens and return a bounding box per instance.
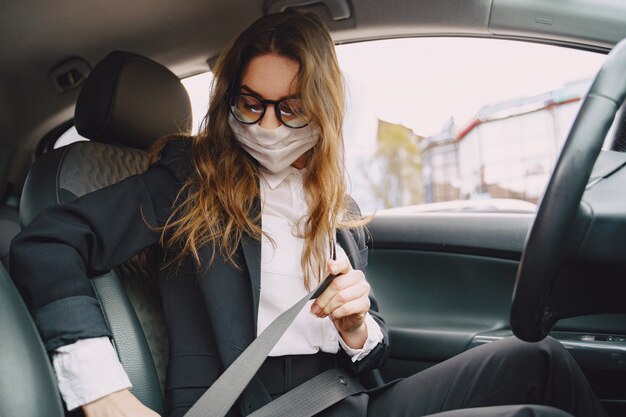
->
[230,94,264,123]
[278,99,309,128]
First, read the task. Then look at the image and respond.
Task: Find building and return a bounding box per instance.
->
[421,117,460,204]
[428,79,591,204]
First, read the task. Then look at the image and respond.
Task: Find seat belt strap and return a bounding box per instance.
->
[248,368,364,417]
[183,273,347,417]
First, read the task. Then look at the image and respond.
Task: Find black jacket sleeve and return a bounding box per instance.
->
[9,140,188,351]
[342,198,391,375]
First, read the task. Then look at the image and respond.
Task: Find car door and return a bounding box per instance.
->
[338,37,626,417]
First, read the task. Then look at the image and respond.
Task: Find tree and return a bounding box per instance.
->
[363,120,424,209]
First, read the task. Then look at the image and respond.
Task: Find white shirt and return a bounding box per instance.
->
[52,166,383,410]
[258,166,383,358]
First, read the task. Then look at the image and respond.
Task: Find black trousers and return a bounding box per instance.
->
[260,337,608,417]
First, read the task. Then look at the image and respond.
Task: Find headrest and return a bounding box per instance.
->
[75,51,192,150]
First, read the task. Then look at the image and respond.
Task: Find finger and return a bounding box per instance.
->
[312,271,362,316]
[331,297,371,321]
[321,279,370,317]
[328,257,351,276]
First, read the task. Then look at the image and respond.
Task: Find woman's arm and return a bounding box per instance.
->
[312,253,390,374]
[356,283,391,373]
[10,161,178,351]
[338,202,392,373]
[81,389,161,417]
[53,337,132,410]
[10,140,186,352]
[9,140,188,414]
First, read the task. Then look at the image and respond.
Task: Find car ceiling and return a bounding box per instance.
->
[1,0,626,193]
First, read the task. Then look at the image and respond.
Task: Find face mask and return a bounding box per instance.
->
[228,114,319,174]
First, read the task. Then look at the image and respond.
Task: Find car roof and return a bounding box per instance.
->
[1,0,626,190]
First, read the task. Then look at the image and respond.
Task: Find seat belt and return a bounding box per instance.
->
[248,368,363,417]
[183,272,364,417]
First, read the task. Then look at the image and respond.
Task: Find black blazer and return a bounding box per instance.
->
[10,140,390,417]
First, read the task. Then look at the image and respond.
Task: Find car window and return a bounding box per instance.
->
[52,71,214,149]
[181,72,213,134]
[336,38,606,214]
[54,126,89,149]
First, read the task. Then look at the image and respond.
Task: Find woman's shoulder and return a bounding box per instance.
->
[151,135,194,180]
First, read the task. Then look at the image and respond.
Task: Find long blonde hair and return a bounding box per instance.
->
[153,10,366,289]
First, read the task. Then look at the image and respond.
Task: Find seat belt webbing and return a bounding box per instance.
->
[184,272,359,417]
[248,368,364,417]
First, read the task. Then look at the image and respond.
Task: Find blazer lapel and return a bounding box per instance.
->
[196,241,272,415]
[196,195,262,368]
[336,227,366,271]
[196,244,255,365]
[241,232,261,330]
[242,194,262,330]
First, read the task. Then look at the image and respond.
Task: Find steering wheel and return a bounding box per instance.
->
[510,38,626,342]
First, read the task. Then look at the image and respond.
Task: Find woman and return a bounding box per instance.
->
[10,10,607,417]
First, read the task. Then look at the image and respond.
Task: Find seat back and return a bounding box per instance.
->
[0,261,64,417]
[18,51,192,414]
[0,204,20,266]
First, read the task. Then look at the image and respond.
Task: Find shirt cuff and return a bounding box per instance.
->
[52,337,132,411]
[338,313,384,362]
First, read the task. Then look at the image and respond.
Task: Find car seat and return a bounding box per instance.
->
[0,260,64,417]
[17,50,192,415]
[0,204,20,265]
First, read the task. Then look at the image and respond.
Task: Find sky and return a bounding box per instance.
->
[335,37,606,137]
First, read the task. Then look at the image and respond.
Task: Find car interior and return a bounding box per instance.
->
[1,1,626,417]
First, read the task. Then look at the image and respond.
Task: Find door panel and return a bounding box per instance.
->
[367,213,531,259]
[367,213,626,415]
[366,213,527,380]
[368,250,517,368]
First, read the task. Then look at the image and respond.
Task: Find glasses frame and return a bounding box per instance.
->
[228,92,310,129]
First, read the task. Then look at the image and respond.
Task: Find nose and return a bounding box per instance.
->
[259,104,281,129]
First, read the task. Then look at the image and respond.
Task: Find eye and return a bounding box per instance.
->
[279,99,305,119]
[242,97,263,113]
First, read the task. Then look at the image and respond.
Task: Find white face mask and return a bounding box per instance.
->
[228,114,319,174]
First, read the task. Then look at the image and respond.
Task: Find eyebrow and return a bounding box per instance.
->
[240,85,300,100]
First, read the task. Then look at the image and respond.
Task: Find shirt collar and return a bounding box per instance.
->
[260,166,304,190]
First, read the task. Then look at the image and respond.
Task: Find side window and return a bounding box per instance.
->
[54,126,88,149]
[181,72,213,134]
[51,71,214,149]
[336,38,606,214]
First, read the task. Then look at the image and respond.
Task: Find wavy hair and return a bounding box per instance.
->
[152,10,366,289]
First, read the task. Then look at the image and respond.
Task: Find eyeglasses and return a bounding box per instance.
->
[228,92,310,129]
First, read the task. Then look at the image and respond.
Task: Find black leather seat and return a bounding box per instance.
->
[0,204,20,265]
[0,261,64,417]
[16,50,192,414]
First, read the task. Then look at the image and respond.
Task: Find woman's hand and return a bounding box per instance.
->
[82,389,161,417]
[311,258,371,349]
